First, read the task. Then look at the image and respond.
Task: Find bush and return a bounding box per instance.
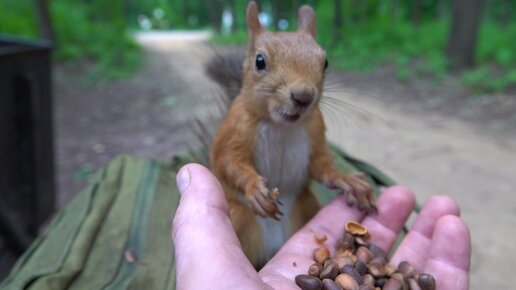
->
[0,0,141,79]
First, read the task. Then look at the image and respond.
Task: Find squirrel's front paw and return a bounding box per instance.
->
[326,172,377,214]
[245,177,283,220]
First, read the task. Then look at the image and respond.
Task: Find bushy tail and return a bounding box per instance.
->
[205,49,245,101]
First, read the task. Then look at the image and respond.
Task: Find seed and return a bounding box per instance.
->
[362,274,375,286]
[314,246,331,263]
[358,284,375,290]
[355,246,374,264]
[367,256,387,277]
[296,274,323,290]
[397,261,415,278]
[374,277,387,288]
[320,261,340,280]
[309,263,324,277]
[354,260,368,276]
[322,278,344,290]
[336,233,355,254]
[335,273,359,290]
[341,264,364,285]
[367,243,387,258]
[332,255,354,268]
[345,221,368,236]
[418,273,436,290]
[382,277,403,290]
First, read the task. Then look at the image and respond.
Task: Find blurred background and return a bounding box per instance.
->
[1,0,515,289]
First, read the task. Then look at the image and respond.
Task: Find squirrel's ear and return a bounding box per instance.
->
[247,1,263,37]
[297,5,316,37]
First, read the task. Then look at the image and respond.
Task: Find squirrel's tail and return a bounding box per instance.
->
[205,50,245,101]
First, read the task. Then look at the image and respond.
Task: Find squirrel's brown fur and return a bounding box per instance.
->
[208,1,376,268]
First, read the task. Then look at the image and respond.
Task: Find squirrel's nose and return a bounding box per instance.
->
[290,90,314,108]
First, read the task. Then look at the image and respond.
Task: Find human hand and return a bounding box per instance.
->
[172,164,470,290]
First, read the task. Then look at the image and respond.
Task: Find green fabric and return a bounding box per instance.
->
[0,147,395,290]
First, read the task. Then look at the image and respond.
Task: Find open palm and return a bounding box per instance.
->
[172,164,470,290]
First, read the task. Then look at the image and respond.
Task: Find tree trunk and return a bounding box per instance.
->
[207,0,223,33]
[499,0,510,27]
[412,0,422,26]
[333,0,342,47]
[33,0,55,44]
[446,0,485,69]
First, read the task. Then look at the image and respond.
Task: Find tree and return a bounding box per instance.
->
[333,0,342,46]
[446,0,485,69]
[33,0,55,44]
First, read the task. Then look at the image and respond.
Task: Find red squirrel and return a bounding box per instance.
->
[209,1,376,268]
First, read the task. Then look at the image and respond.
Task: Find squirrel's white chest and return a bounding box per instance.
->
[254,122,311,261]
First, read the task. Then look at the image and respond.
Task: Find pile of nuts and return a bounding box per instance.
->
[295,221,436,290]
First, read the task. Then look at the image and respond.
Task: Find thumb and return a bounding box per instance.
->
[172,164,259,288]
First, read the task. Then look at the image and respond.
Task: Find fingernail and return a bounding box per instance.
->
[176,166,191,194]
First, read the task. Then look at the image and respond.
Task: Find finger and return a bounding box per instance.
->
[424,215,471,290]
[390,195,460,272]
[172,164,261,288]
[361,186,416,253]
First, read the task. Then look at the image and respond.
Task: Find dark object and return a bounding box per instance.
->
[0,36,54,253]
[446,0,485,69]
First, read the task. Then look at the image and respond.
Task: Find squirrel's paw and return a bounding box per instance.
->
[326,172,377,214]
[245,178,283,220]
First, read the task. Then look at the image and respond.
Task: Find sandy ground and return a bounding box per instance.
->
[53,32,516,289]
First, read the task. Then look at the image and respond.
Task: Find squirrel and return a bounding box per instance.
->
[207,1,376,268]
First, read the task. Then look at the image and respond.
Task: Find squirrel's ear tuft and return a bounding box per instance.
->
[297,5,316,37]
[247,1,263,37]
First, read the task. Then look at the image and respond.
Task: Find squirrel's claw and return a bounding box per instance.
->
[327,172,377,214]
[247,183,283,219]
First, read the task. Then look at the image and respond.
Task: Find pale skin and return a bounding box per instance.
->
[172,164,471,290]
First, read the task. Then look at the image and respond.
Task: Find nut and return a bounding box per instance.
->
[345,221,368,236]
[355,246,374,264]
[341,264,364,285]
[382,277,403,290]
[314,246,331,263]
[309,263,324,277]
[397,261,415,278]
[332,255,354,269]
[358,284,375,290]
[296,274,323,290]
[336,233,355,254]
[362,274,375,286]
[367,243,387,258]
[320,261,340,280]
[418,273,436,290]
[322,278,344,290]
[335,273,359,290]
[354,260,368,276]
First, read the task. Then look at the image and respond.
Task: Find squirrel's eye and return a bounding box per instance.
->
[255,54,266,71]
[324,58,329,71]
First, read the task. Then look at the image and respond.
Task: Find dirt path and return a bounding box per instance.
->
[55,33,516,289]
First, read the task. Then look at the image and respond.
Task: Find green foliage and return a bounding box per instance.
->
[0,0,140,79]
[0,0,37,38]
[52,0,140,78]
[212,0,516,93]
